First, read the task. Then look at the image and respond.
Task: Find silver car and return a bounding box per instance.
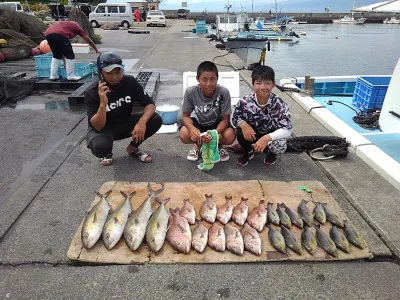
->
[146,10,166,27]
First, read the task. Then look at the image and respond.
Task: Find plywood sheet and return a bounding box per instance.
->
[67,180,372,264]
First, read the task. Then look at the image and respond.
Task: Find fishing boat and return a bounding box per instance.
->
[333,14,366,24]
[279,59,400,190]
[333,0,366,24]
[246,30,294,41]
[383,17,400,24]
[215,13,249,35]
[249,16,291,30]
[222,32,269,64]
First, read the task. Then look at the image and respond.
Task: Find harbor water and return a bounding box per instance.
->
[244,24,400,80]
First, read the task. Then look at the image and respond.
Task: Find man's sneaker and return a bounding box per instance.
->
[219,148,230,162]
[237,150,254,167]
[264,151,277,165]
[187,149,200,161]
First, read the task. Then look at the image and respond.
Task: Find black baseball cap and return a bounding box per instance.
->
[97,52,124,72]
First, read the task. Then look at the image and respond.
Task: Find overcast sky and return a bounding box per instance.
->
[158,0,384,12]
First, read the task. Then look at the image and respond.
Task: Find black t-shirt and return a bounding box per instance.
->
[84,75,154,128]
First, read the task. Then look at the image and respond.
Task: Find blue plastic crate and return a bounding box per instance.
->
[34,53,53,68]
[196,20,206,25]
[59,62,95,79]
[196,28,207,34]
[352,76,391,111]
[35,66,51,78]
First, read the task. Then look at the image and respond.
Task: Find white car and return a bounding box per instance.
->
[146,10,166,27]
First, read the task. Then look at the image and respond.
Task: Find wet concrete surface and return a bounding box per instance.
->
[0,91,85,208]
[0,19,399,299]
[1,262,400,299]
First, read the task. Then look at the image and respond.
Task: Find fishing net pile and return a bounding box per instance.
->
[0,76,36,106]
[68,7,101,44]
[0,9,46,60]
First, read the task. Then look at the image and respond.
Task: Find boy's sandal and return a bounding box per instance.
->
[187,149,200,161]
[131,150,152,163]
[99,157,113,166]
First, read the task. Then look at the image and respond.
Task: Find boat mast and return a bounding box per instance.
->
[225,0,232,14]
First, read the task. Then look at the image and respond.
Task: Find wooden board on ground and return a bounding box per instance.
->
[67,180,372,264]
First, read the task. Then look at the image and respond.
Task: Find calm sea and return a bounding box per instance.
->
[251,24,400,81]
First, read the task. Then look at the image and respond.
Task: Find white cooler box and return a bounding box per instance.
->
[183,71,240,108]
[72,43,90,54]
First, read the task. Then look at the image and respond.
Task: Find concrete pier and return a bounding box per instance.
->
[1,19,400,299]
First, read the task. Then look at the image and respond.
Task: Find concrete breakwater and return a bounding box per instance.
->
[163,11,397,24]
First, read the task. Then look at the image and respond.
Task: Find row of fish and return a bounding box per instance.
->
[171,195,365,256]
[199,195,365,256]
[81,184,259,255]
[268,222,365,257]
[169,213,261,256]
[81,186,365,257]
[82,183,167,251]
[200,195,349,232]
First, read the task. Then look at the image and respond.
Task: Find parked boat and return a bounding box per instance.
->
[222,32,269,64]
[333,0,366,24]
[383,17,400,24]
[249,15,293,31]
[247,30,294,41]
[216,13,249,35]
[288,19,307,25]
[279,66,400,191]
[333,14,366,24]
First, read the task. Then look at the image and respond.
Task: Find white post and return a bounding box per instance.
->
[379,58,400,132]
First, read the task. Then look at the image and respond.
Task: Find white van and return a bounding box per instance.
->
[89,3,133,28]
[0,2,34,15]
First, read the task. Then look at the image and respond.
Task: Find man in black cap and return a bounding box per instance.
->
[84,52,162,166]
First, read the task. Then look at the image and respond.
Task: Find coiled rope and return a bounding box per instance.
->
[287,136,349,160]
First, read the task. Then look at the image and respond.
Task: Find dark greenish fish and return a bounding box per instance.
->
[301,225,317,255]
[330,225,350,253]
[267,202,280,226]
[280,225,303,255]
[343,220,365,249]
[321,203,344,228]
[277,203,292,229]
[282,203,303,229]
[267,224,287,254]
[298,199,314,227]
[312,201,326,224]
[315,224,338,257]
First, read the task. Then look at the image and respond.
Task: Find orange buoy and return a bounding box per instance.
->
[39,40,51,54]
